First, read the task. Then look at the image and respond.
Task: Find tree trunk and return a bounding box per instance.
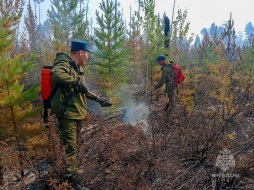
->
[170,0,176,37]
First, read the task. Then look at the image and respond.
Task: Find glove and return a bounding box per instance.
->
[75,77,88,93]
[95,97,112,107]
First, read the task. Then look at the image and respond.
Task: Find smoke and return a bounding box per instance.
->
[86,79,151,133]
[121,100,149,123]
[117,84,150,132]
[121,102,149,133]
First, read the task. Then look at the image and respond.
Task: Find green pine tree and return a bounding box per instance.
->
[94,0,129,104]
[221,13,241,71]
[170,9,190,63]
[0,0,40,177]
[72,0,89,40]
[138,0,164,90]
[47,0,87,51]
[24,1,38,52]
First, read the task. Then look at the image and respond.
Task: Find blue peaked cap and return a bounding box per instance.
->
[155,54,166,61]
[71,40,94,53]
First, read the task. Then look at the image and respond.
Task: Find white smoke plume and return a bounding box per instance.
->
[116,84,150,132]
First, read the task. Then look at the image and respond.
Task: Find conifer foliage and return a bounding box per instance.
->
[126,15,145,84]
[94,0,128,102]
[24,1,38,51]
[47,0,87,51]
[0,0,40,181]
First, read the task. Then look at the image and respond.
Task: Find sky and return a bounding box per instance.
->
[36,0,254,37]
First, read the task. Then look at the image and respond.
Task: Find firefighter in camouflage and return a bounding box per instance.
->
[51,40,112,190]
[154,54,177,111]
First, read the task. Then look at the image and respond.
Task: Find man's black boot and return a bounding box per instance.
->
[67,174,89,190]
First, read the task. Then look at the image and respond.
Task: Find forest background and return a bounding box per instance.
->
[0,0,254,189]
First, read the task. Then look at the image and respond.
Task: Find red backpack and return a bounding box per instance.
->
[41,66,59,124]
[173,63,185,87]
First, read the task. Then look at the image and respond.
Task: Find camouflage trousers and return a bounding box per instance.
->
[165,85,176,111]
[167,84,176,103]
[57,118,82,175]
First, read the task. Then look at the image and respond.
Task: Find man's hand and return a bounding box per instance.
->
[75,77,88,93]
[95,97,112,107]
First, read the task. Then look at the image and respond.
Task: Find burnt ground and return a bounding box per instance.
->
[1,86,254,190]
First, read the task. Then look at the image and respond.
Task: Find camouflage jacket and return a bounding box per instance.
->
[154,63,176,92]
[50,53,97,120]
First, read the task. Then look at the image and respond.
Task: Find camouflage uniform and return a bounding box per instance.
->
[51,52,98,175]
[154,63,176,108]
